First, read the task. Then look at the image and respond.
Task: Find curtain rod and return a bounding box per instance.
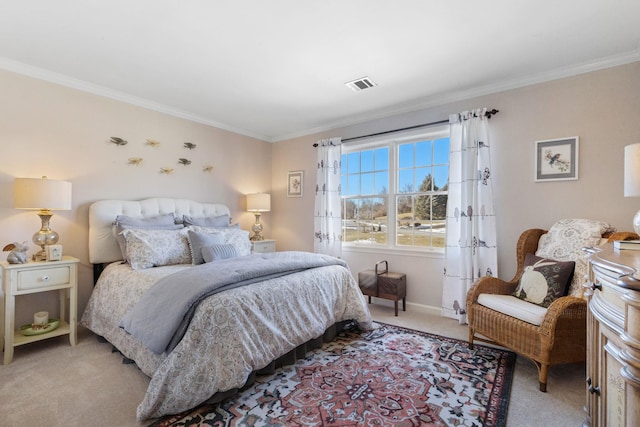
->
[312,108,499,146]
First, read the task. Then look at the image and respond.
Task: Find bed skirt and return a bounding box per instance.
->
[102,320,352,407]
[202,319,351,404]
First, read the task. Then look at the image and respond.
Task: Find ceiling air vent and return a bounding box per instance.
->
[345,77,377,92]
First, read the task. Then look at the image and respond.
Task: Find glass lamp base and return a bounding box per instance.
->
[33,212,59,261]
[250,213,264,241]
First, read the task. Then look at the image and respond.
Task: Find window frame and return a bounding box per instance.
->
[341,125,450,255]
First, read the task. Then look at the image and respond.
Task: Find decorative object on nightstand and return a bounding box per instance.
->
[1,255,79,364]
[3,241,29,264]
[252,239,276,253]
[14,176,72,261]
[246,193,270,241]
[624,143,640,234]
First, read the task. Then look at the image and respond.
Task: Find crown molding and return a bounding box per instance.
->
[273,49,640,142]
[0,57,271,142]
[2,49,638,144]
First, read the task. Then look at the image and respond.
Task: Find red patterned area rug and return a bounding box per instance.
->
[148,322,515,427]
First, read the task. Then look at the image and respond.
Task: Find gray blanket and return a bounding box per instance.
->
[119,251,347,354]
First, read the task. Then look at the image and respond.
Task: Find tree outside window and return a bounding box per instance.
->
[341,130,449,250]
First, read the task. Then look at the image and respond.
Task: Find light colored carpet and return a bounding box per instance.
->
[0,304,585,426]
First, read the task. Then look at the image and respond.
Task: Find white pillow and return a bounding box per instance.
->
[112,213,179,259]
[188,225,252,256]
[536,218,614,296]
[122,228,191,270]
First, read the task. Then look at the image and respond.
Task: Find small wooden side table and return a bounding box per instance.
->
[377,271,407,316]
[1,256,79,364]
[358,261,407,316]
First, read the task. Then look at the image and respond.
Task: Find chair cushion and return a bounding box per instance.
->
[477,294,548,326]
[512,253,575,307]
[536,218,614,297]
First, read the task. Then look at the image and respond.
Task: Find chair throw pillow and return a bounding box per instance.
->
[512,253,575,308]
[536,218,614,297]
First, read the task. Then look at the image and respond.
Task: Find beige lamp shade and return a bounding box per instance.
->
[246,193,271,212]
[624,144,640,235]
[14,177,72,211]
[625,144,640,197]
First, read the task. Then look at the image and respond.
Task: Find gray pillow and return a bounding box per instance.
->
[187,230,225,265]
[202,244,238,263]
[182,214,230,227]
[115,213,176,227]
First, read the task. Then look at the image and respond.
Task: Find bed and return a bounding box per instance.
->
[80,198,373,421]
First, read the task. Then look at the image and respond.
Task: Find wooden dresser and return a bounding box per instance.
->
[583,245,640,426]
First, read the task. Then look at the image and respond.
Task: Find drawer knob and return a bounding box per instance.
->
[586,377,601,396]
[582,281,601,295]
[41,275,50,282]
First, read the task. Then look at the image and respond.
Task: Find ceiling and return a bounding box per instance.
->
[1,1,639,142]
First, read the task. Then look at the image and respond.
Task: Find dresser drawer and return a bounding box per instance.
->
[17,265,71,291]
[593,268,627,311]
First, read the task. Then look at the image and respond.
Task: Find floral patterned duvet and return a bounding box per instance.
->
[80,259,373,421]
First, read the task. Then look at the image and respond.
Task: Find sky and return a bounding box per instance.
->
[342,137,450,197]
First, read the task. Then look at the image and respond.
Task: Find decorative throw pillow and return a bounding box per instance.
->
[513,253,575,308]
[536,218,614,297]
[202,244,238,263]
[182,214,230,227]
[187,230,225,265]
[189,225,252,256]
[122,228,191,270]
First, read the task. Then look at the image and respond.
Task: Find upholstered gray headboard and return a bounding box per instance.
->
[88,198,231,265]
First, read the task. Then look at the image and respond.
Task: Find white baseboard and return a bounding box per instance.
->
[367,298,441,316]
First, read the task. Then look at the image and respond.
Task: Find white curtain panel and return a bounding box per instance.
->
[442,108,498,323]
[314,137,342,257]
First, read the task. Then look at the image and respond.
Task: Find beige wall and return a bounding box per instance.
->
[2,62,638,324]
[272,62,640,312]
[0,70,272,326]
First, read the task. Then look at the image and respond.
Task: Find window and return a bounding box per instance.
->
[341,127,450,250]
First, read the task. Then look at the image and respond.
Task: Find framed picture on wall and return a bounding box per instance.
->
[287,170,304,197]
[535,137,579,182]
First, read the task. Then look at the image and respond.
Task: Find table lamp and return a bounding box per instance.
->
[14,176,72,261]
[246,193,271,241]
[624,144,640,235]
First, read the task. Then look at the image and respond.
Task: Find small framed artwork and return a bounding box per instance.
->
[535,137,579,182]
[287,170,304,197]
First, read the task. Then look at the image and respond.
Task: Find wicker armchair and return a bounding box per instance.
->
[466,228,637,392]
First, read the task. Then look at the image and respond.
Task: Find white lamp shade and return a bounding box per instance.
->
[246,193,271,212]
[14,177,72,210]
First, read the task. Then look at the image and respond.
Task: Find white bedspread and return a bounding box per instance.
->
[80,259,373,421]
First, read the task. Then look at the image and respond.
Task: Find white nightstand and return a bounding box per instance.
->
[252,239,276,253]
[1,256,79,364]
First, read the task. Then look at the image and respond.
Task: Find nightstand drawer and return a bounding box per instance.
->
[17,265,71,291]
[252,240,276,253]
